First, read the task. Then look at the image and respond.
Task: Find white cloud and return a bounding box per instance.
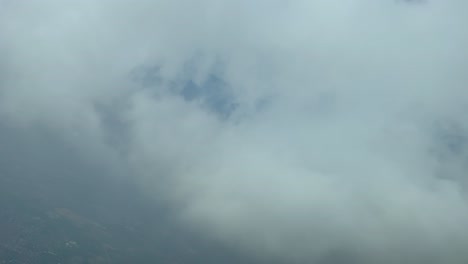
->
[1,0,468,262]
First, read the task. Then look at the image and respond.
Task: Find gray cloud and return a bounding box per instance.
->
[1,0,468,263]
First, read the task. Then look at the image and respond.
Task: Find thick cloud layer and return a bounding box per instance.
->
[1,0,468,263]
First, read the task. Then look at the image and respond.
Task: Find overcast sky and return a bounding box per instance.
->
[1,0,468,263]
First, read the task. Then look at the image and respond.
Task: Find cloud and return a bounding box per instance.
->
[1,0,468,263]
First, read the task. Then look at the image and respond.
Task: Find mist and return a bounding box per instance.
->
[1,0,468,263]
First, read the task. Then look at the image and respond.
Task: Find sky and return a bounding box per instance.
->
[1,0,468,263]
